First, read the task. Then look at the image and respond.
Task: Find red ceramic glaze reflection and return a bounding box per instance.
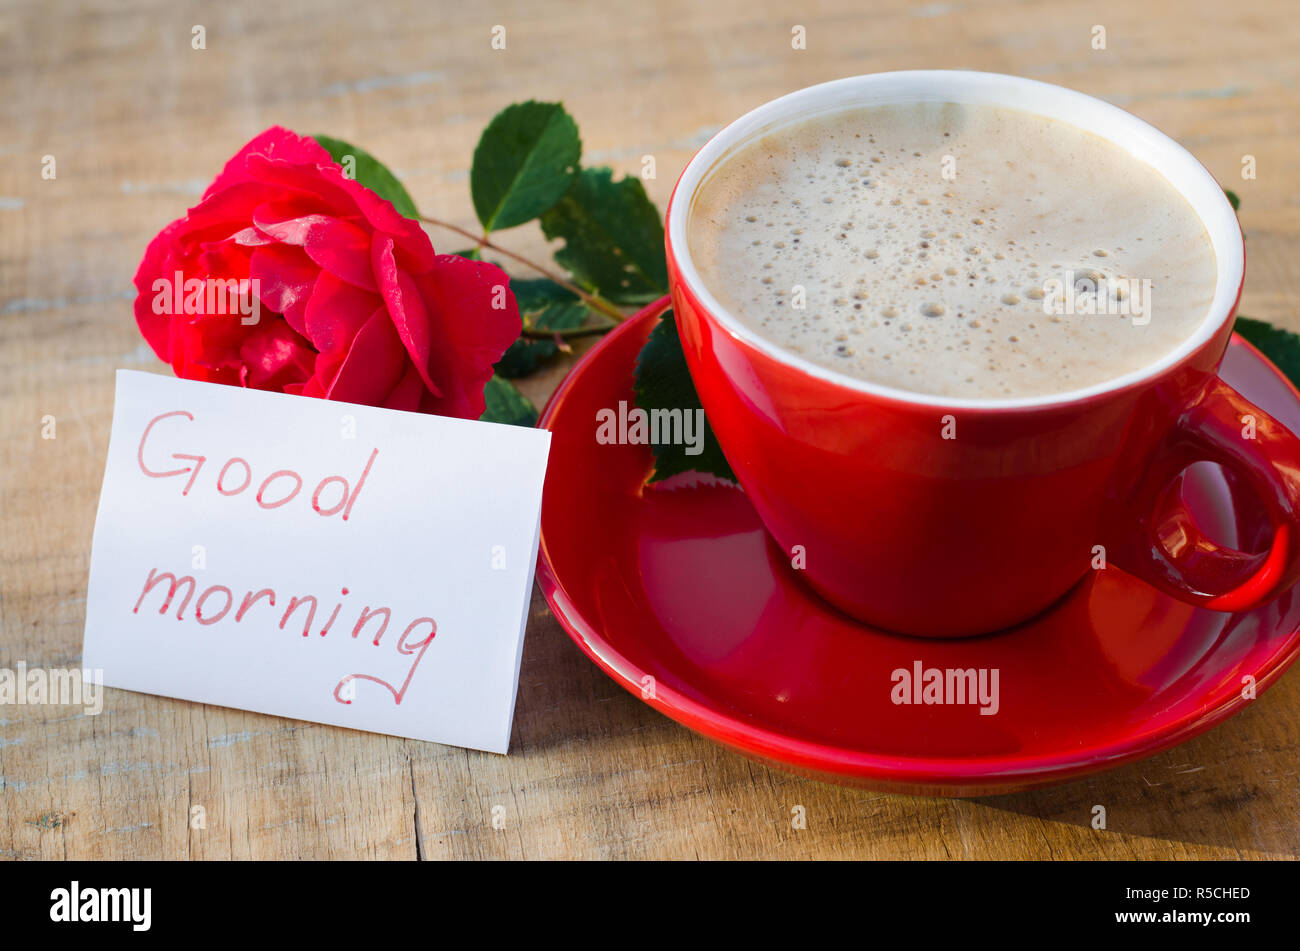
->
[535,301,1300,796]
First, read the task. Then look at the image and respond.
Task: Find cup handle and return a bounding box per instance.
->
[1103,375,1300,612]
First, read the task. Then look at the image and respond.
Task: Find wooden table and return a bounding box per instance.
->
[2,0,1297,860]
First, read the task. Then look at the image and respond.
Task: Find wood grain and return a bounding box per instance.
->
[1,0,1297,860]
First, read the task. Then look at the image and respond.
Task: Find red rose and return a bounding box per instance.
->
[133,126,519,418]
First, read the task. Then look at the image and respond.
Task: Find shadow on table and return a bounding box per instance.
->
[968,688,1299,856]
[514,587,1298,857]
[507,593,659,755]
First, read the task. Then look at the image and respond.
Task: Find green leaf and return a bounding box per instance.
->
[541,167,668,306]
[471,101,581,232]
[479,374,538,427]
[633,309,737,483]
[1233,316,1300,386]
[1225,189,1240,212]
[312,135,420,219]
[531,300,588,332]
[451,247,482,261]
[494,300,589,378]
[494,279,582,378]
[509,277,579,313]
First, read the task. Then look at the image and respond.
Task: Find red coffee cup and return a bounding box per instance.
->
[665,71,1300,637]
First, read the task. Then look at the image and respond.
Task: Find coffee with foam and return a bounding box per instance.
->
[687,101,1218,399]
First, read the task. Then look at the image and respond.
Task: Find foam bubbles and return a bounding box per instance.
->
[688,102,1218,398]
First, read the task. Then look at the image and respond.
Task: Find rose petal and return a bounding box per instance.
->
[177,182,290,255]
[249,243,320,334]
[303,270,379,356]
[244,155,360,218]
[232,226,275,246]
[382,364,426,413]
[203,127,336,200]
[238,317,316,391]
[373,235,442,397]
[197,236,255,281]
[312,161,437,271]
[250,196,336,242]
[172,311,246,382]
[325,307,410,406]
[248,205,376,291]
[133,219,186,361]
[415,256,521,419]
[250,155,437,273]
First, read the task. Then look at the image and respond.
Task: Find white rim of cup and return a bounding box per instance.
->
[666,70,1246,411]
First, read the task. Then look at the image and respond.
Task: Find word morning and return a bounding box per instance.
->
[133,569,436,705]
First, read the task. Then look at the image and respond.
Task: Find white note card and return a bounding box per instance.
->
[83,370,551,754]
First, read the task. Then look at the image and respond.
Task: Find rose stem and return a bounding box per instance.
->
[417,215,626,325]
[519,324,619,342]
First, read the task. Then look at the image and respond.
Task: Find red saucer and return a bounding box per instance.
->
[536,299,1300,796]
